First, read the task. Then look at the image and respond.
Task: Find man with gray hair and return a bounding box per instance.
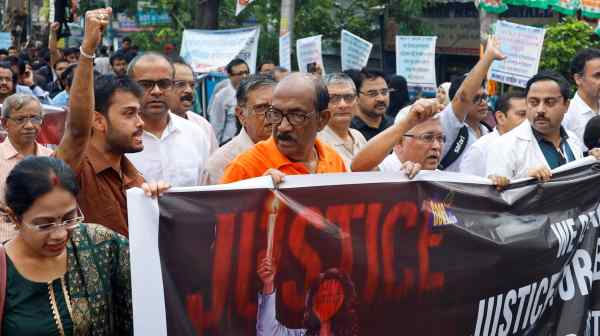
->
[206,74,276,184]
[126,52,212,187]
[318,73,367,169]
[0,93,53,240]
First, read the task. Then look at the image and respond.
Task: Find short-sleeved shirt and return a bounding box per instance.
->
[350,115,393,141]
[317,126,367,170]
[439,103,490,172]
[221,137,347,184]
[72,142,145,237]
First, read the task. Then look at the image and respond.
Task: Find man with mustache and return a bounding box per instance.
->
[350,68,393,141]
[351,98,443,177]
[220,73,347,184]
[126,52,211,187]
[0,63,16,104]
[169,57,218,154]
[0,93,53,241]
[317,73,367,169]
[459,91,527,176]
[206,74,276,184]
[110,52,128,76]
[54,7,169,236]
[486,71,600,182]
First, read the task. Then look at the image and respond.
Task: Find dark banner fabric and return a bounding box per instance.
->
[155,164,600,336]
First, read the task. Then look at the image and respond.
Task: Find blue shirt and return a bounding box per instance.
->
[50,90,69,108]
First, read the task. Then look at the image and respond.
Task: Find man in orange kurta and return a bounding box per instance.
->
[222,73,347,184]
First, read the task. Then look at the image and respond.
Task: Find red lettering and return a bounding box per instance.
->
[235,211,258,318]
[325,205,357,274]
[418,211,445,292]
[364,203,382,303]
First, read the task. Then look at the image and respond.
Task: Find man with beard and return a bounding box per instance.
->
[206,74,276,184]
[0,93,53,241]
[317,73,367,169]
[350,68,393,141]
[486,71,600,182]
[169,57,218,154]
[0,63,16,104]
[221,73,347,184]
[351,99,443,176]
[435,37,505,172]
[563,48,600,148]
[126,52,211,187]
[55,8,168,236]
[110,52,128,76]
[209,58,249,144]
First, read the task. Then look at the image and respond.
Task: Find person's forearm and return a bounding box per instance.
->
[49,30,60,68]
[351,119,413,172]
[451,53,495,121]
[67,46,94,139]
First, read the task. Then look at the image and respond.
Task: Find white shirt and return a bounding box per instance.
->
[126,113,211,187]
[205,128,255,184]
[186,111,218,154]
[378,153,403,172]
[485,120,584,180]
[439,103,490,172]
[208,84,238,145]
[563,92,599,149]
[317,126,367,170]
[459,128,500,177]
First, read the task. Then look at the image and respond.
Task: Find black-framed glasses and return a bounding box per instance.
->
[137,79,173,92]
[472,93,489,105]
[329,93,357,105]
[359,88,390,98]
[526,95,564,108]
[404,133,446,144]
[173,80,196,90]
[266,108,316,126]
[9,115,43,125]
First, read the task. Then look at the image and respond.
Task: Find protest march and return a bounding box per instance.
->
[5,0,600,335]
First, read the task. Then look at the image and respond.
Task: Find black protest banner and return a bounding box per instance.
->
[148,163,600,336]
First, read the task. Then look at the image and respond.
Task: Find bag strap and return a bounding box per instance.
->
[438,126,469,170]
[0,243,6,336]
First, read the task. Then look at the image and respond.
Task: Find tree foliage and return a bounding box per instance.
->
[540,17,600,82]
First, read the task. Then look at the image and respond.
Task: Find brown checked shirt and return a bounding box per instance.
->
[73,143,144,237]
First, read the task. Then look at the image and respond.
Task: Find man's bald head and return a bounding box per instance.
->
[127,52,175,79]
[276,73,329,114]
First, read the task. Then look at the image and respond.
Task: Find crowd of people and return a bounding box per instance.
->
[0,5,600,335]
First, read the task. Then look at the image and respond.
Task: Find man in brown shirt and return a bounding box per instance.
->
[54,8,168,236]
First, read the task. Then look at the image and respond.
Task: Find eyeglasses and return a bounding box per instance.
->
[173,80,196,90]
[231,70,249,77]
[329,93,357,105]
[137,79,173,92]
[266,108,316,127]
[404,133,446,144]
[359,88,390,98]
[9,115,43,125]
[472,94,489,105]
[24,209,84,232]
[526,96,564,108]
[242,103,270,116]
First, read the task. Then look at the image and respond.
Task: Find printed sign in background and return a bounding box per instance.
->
[129,161,600,336]
[180,26,260,73]
[341,30,373,71]
[396,36,438,95]
[296,35,325,74]
[0,33,11,49]
[488,20,546,88]
[279,32,291,71]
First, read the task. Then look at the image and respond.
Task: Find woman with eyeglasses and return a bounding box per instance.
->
[1,156,132,335]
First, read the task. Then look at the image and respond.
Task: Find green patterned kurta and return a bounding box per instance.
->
[2,223,133,336]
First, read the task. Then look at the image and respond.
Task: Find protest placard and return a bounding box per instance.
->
[296,35,325,74]
[396,36,437,94]
[488,20,545,88]
[129,160,600,336]
[279,32,291,71]
[341,30,372,71]
[180,26,260,73]
[0,33,11,49]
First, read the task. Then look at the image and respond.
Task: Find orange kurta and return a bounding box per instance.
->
[221,137,347,184]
